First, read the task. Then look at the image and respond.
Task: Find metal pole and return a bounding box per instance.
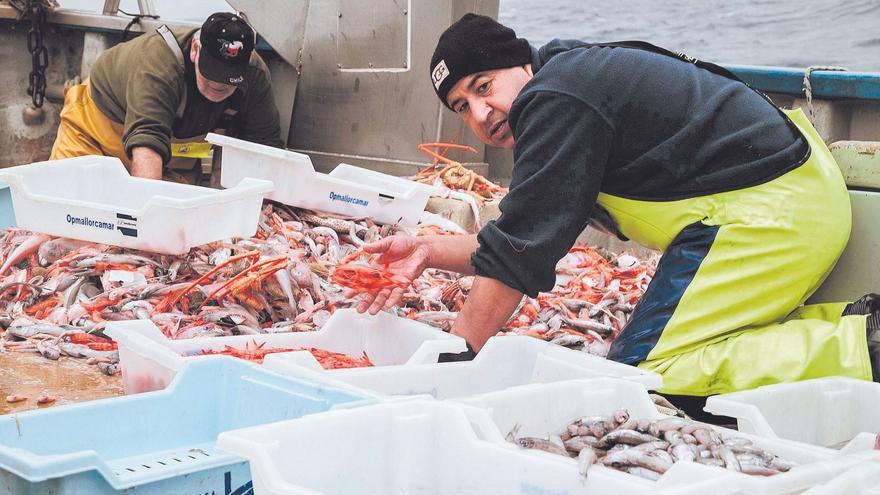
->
[102,0,120,15]
[136,0,155,17]
[0,5,198,31]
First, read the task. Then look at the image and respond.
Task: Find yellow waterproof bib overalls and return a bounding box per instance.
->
[593,43,872,396]
[50,26,232,184]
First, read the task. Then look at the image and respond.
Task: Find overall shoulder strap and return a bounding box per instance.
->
[156,25,187,119]
[577,40,746,81]
[577,40,802,139]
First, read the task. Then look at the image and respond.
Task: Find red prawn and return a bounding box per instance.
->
[200,340,375,369]
[330,251,408,294]
[307,348,374,369]
[201,340,294,363]
[63,332,118,351]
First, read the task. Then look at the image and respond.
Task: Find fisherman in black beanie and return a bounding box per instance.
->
[352,13,880,398]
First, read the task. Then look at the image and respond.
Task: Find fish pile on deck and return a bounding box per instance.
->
[399,246,656,357]
[0,198,656,375]
[410,143,508,206]
[511,409,797,480]
[0,202,398,373]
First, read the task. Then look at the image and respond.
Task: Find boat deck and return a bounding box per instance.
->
[0,352,122,414]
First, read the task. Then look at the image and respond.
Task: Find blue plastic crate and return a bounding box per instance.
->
[0,182,17,230]
[0,356,371,494]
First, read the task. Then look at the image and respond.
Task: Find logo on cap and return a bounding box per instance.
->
[432,59,449,90]
[219,39,244,59]
[228,75,245,84]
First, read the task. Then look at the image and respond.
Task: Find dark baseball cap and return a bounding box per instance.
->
[198,12,255,86]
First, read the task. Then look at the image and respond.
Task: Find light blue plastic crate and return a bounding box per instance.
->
[0,181,16,230]
[0,356,371,494]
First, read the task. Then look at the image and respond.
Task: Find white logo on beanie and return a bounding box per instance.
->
[432,59,449,90]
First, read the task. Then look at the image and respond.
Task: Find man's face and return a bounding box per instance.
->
[445,65,533,149]
[190,38,237,103]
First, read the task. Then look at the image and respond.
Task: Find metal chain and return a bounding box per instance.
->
[25,0,49,108]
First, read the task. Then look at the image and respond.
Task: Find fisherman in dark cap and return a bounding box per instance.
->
[351,13,880,399]
[50,12,282,184]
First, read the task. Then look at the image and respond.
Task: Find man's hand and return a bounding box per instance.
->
[129,146,163,180]
[346,235,433,314]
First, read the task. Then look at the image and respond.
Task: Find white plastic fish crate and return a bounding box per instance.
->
[704,377,880,451]
[455,378,872,495]
[0,155,274,255]
[208,133,439,227]
[801,462,880,495]
[217,398,653,495]
[0,357,370,495]
[263,333,663,399]
[104,308,467,394]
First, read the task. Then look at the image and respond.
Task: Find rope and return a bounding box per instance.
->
[803,65,847,120]
[118,8,160,42]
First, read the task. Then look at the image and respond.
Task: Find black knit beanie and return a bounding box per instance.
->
[430,13,531,109]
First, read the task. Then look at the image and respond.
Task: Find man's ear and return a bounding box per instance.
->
[189,37,199,63]
[523,63,533,77]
